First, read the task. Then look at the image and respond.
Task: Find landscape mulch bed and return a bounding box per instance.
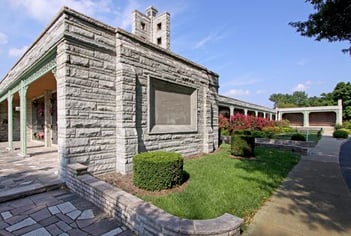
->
[96,150,223,197]
[97,172,189,197]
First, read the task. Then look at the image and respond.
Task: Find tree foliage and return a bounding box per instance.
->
[269,81,351,120]
[269,91,310,108]
[289,0,351,55]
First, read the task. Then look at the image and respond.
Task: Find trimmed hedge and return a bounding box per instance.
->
[291,133,306,141]
[333,129,349,139]
[231,133,255,157]
[133,151,184,191]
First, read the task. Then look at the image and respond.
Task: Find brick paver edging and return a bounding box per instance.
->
[66,163,243,235]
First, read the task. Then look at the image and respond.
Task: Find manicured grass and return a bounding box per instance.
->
[141,145,299,222]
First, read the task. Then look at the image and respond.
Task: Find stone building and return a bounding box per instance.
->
[0,6,219,177]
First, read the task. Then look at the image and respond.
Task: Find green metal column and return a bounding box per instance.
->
[19,81,28,157]
[7,92,13,150]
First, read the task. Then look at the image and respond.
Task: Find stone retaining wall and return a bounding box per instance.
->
[221,136,314,155]
[255,138,314,155]
[66,163,243,236]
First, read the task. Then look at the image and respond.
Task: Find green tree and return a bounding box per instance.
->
[289,0,351,55]
[292,91,309,107]
[269,91,309,108]
[332,82,351,119]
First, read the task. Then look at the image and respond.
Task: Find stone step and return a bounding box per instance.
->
[0,179,64,203]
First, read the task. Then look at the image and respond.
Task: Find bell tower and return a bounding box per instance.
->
[132,6,170,50]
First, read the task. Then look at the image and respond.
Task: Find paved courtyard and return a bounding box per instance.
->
[0,142,133,235]
[0,141,61,202]
[0,189,132,236]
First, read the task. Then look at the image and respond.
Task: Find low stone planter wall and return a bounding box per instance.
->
[66,163,243,236]
[221,135,314,155]
[255,138,314,155]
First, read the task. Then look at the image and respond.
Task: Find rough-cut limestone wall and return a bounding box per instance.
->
[115,30,219,173]
[57,12,117,176]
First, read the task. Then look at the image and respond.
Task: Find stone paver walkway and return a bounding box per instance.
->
[0,189,132,235]
[0,142,62,202]
[245,136,351,236]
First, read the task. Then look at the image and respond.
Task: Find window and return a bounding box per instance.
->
[157,37,162,45]
[157,23,162,30]
[140,22,146,30]
[149,78,197,134]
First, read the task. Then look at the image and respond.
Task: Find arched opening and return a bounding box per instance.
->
[309,112,336,126]
[282,113,303,126]
[219,106,230,118]
[27,72,57,146]
[247,110,255,116]
[234,108,244,115]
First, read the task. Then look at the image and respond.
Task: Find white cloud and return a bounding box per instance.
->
[194,35,212,49]
[112,0,140,29]
[194,30,225,49]
[292,80,313,92]
[292,83,307,92]
[0,33,8,45]
[221,73,260,87]
[223,89,250,97]
[256,90,266,94]
[9,45,29,57]
[8,0,111,23]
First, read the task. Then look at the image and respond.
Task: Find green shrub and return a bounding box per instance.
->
[333,129,349,139]
[251,131,266,138]
[133,151,184,191]
[335,123,343,130]
[342,121,351,129]
[221,128,229,136]
[231,134,255,157]
[291,133,306,141]
[340,128,351,134]
[281,126,294,133]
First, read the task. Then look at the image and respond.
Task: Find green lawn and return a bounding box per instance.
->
[141,144,299,222]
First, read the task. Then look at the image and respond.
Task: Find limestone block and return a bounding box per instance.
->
[70,24,94,39]
[70,54,89,67]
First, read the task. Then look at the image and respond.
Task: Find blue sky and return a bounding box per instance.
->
[0,0,350,107]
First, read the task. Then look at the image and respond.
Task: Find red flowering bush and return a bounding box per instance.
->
[229,113,274,132]
[219,114,230,130]
[219,113,275,134]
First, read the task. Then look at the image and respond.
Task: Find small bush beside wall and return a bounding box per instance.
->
[333,130,349,139]
[133,151,184,191]
[231,133,255,157]
[291,133,306,141]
